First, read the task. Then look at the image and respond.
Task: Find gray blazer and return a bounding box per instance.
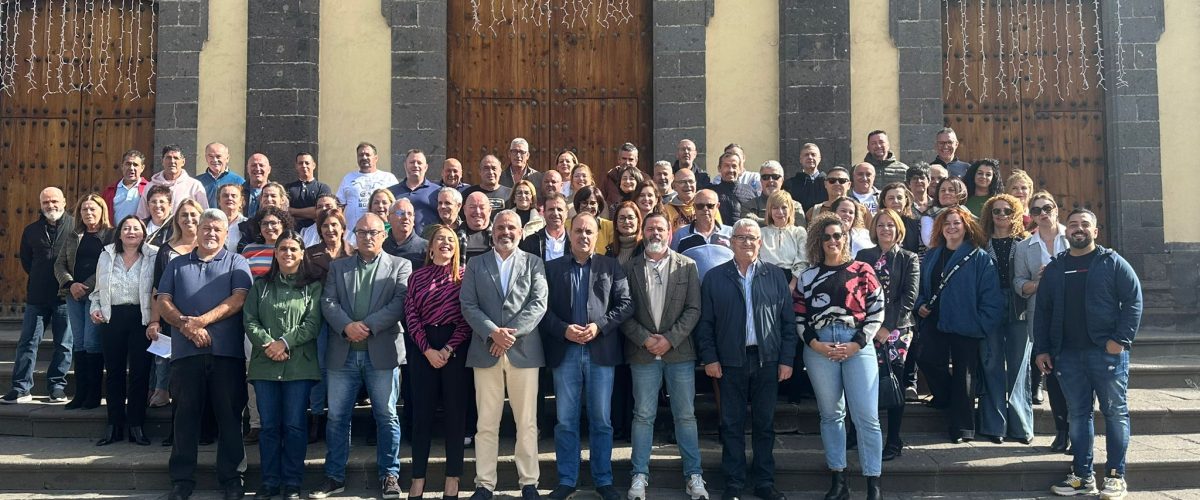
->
[460,249,549,369]
[620,251,701,364]
[321,253,411,371]
[1012,227,1069,326]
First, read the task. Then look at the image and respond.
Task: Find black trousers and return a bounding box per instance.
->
[169,354,248,490]
[101,304,152,428]
[717,349,779,491]
[409,324,470,479]
[918,327,980,439]
[611,363,633,438]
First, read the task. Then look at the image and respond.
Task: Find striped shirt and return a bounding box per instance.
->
[241,243,276,278]
[403,264,472,354]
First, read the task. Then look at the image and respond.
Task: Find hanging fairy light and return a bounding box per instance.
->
[995,0,1008,100]
[1112,0,1128,88]
[471,0,631,34]
[1,0,155,100]
[977,0,988,101]
[1077,0,1090,91]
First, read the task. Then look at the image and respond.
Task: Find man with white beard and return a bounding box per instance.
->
[3,187,77,404]
[620,212,709,500]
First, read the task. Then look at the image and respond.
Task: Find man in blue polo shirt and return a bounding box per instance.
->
[157,208,253,500]
[388,148,439,236]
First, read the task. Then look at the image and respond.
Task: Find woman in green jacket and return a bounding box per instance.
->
[243,231,323,499]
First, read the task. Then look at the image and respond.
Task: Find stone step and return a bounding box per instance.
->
[0,489,1198,500]
[2,388,1198,439]
[0,432,1196,493]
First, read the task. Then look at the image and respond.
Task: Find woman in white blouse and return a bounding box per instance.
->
[832,196,876,256]
[89,215,159,446]
[759,190,808,283]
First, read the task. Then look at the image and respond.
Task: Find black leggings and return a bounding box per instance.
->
[408,324,470,479]
[101,304,153,427]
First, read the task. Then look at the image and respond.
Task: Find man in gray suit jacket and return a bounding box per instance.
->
[620,212,709,500]
[313,213,411,500]
[460,210,549,500]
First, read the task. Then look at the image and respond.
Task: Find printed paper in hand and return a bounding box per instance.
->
[148,335,172,359]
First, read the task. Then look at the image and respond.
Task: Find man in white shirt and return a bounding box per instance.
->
[336,142,400,236]
[850,162,881,215]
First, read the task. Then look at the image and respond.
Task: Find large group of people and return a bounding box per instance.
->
[3,129,1142,500]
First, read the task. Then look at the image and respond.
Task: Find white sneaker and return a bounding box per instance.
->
[686,474,709,500]
[1051,473,1098,496]
[627,473,648,500]
[1100,474,1128,500]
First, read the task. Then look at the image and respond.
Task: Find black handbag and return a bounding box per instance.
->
[878,342,905,410]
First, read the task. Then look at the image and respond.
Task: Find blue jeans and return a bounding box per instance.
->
[66,296,102,354]
[979,318,1034,440]
[324,351,401,481]
[153,356,171,390]
[1055,346,1130,478]
[253,379,316,489]
[552,344,616,488]
[308,324,329,415]
[12,302,72,393]
[803,323,882,477]
[629,360,701,478]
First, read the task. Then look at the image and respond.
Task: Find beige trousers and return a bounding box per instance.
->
[473,355,540,491]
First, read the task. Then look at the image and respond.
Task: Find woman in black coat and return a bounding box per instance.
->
[854,208,920,460]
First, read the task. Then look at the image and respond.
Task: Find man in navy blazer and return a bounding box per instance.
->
[540,213,634,500]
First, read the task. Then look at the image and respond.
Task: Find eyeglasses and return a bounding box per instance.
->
[991,208,1015,216]
[260,220,282,228]
[761,174,782,181]
[509,149,529,156]
[694,203,716,211]
[821,232,845,242]
[826,178,849,185]
[354,229,385,239]
[732,235,760,243]
[1029,204,1056,216]
[393,210,414,218]
[617,215,639,222]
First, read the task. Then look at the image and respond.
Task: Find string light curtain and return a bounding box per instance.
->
[0,0,156,100]
[471,0,634,34]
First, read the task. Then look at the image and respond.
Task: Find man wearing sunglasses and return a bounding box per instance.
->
[806,166,852,223]
[746,160,806,227]
[671,190,734,280]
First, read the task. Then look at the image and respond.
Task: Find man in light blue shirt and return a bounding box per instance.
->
[102,149,149,224]
[196,142,245,207]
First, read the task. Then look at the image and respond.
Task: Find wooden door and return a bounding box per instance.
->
[943,0,1107,238]
[447,0,653,185]
[0,0,156,316]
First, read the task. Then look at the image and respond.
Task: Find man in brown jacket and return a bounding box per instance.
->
[620,211,709,500]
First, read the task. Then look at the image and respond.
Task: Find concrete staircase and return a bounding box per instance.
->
[0,318,1198,496]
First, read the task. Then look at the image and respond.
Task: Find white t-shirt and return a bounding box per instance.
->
[336,170,400,231]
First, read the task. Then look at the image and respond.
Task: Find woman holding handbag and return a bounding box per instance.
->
[854,209,920,461]
[797,213,886,500]
[915,206,1005,444]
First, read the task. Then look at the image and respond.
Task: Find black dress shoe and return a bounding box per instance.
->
[1013,436,1034,445]
[521,485,540,499]
[546,484,576,500]
[470,487,494,500]
[754,485,787,500]
[950,437,964,444]
[989,435,1005,444]
[282,486,301,500]
[254,486,280,499]
[162,433,174,447]
[168,483,193,500]
[96,425,124,446]
[129,426,151,446]
[1050,431,1070,453]
[881,442,903,461]
[224,485,245,500]
[721,488,741,500]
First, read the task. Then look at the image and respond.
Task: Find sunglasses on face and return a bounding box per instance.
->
[695,203,716,211]
[821,232,845,242]
[826,178,849,185]
[761,174,782,181]
[991,208,1014,216]
[1029,204,1056,216]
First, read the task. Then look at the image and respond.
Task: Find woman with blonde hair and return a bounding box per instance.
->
[56,193,114,410]
[1006,170,1036,231]
[508,180,545,237]
[404,225,473,499]
[830,196,874,256]
[759,190,807,281]
[978,194,1034,445]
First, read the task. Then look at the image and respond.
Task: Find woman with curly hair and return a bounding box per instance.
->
[920,177,969,248]
[978,194,1035,445]
[963,159,1005,217]
[797,213,886,500]
[241,206,296,276]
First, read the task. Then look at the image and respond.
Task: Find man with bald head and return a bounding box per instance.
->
[850,162,881,215]
[462,191,495,261]
[285,152,334,230]
[673,139,711,187]
[383,198,429,268]
[463,155,512,213]
[3,187,77,404]
[671,189,734,278]
[440,158,471,193]
[242,153,273,218]
[783,143,827,212]
[663,168,718,233]
[197,142,246,207]
[137,145,209,219]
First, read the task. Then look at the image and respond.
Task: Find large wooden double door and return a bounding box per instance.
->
[0,0,156,315]
[943,0,1107,237]
[447,0,653,185]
